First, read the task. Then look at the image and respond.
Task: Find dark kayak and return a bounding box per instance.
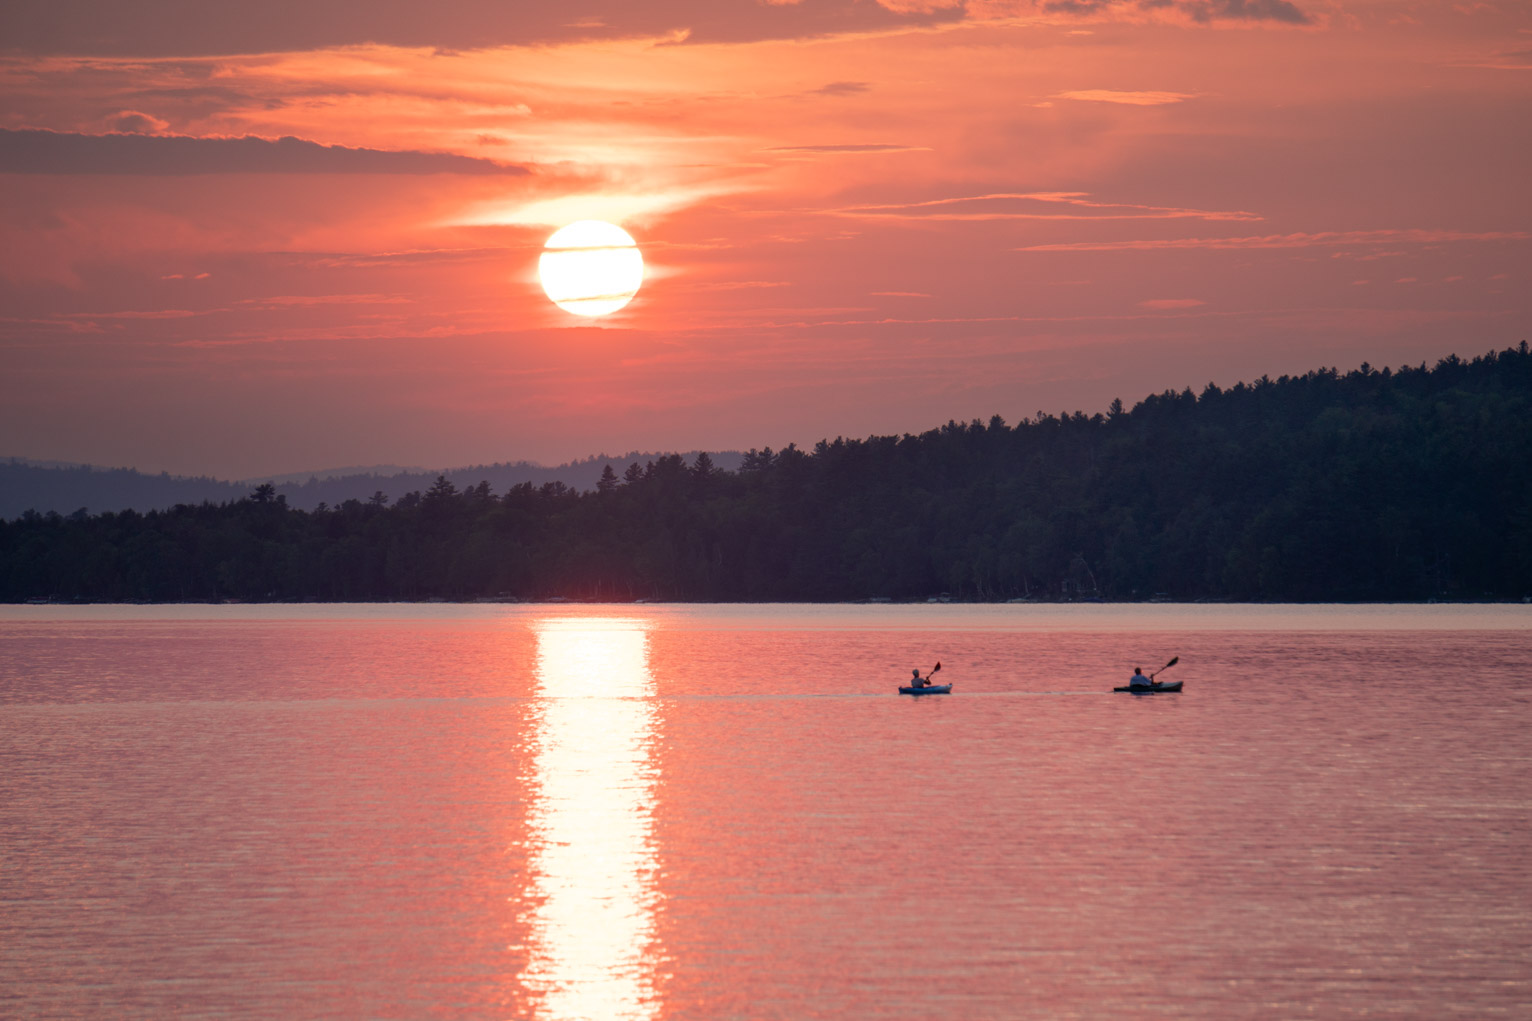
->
[899,683,953,695]
[1113,681,1182,694]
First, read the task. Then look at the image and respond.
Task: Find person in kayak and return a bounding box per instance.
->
[910,668,930,688]
[1128,667,1153,689]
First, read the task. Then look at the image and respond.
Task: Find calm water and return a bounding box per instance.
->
[2,604,1529,1019]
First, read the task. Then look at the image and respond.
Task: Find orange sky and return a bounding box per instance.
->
[1,0,1528,477]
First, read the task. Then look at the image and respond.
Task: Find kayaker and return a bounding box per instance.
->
[910,668,930,688]
[1128,667,1152,689]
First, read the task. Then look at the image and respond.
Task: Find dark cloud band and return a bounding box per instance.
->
[1041,0,1309,24]
[0,130,528,175]
[0,1,966,57]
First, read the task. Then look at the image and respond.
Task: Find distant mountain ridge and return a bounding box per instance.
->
[0,451,745,520]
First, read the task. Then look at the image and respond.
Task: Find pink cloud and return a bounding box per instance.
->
[106,110,170,133]
[1002,0,1312,26]
[1018,229,1532,251]
[767,143,929,154]
[838,192,1262,222]
[1055,90,1197,105]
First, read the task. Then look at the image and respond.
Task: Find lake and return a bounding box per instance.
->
[2,604,1529,1019]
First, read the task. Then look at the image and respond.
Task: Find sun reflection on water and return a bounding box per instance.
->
[522,617,662,1021]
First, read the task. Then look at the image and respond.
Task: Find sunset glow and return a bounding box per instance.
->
[0,1,1527,476]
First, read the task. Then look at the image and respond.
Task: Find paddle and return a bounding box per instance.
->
[916,661,941,688]
[1149,656,1178,682]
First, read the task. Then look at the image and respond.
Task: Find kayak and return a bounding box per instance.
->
[899,684,953,695]
[1113,681,1182,694]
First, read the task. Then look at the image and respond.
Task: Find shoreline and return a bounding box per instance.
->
[8,597,1530,607]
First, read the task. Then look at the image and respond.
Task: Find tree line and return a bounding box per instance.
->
[4,344,1530,603]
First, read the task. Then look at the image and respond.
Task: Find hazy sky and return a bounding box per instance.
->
[2,0,1527,477]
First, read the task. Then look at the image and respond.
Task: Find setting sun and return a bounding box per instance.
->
[538,220,644,317]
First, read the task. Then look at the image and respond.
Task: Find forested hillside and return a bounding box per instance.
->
[5,346,1529,603]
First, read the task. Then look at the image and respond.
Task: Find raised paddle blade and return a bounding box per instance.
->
[931,662,941,675]
[1163,656,1179,670]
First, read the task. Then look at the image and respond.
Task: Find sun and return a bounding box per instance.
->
[538,220,644,317]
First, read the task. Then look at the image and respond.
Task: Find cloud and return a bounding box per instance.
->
[0,1,967,57]
[807,80,872,96]
[106,110,170,133]
[451,180,742,229]
[1181,0,1309,23]
[1016,228,1531,251]
[1139,298,1205,309]
[1463,47,1532,70]
[836,191,1261,222]
[0,129,529,175]
[695,280,792,291]
[1055,90,1196,105]
[1034,0,1309,24]
[236,294,414,308]
[305,248,513,269]
[877,0,964,11]
[60,308,204,320]
[767,143,928,154]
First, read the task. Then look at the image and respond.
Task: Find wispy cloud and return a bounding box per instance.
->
[62,309,204,320]
[1032,0,1310,25]
[836,191,1262,222]
[1457,47,1532,71]
[451,184,735,228]
[694,280,792,291]
[306,248,521,269]
[106,110,170,133]
[806,81,872,97]
[767,143,929,154]
[235,294,415,308]
[1055,89,1196,105]
[1018,229,1532,251]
